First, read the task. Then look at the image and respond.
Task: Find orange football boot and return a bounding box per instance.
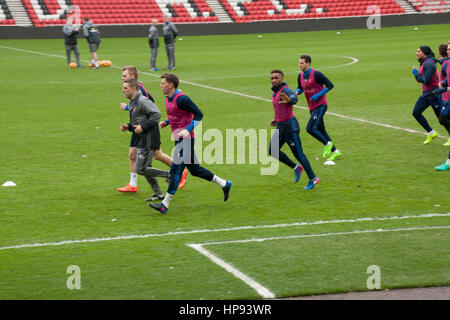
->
[178,169,188,190]
[117,184,138,193]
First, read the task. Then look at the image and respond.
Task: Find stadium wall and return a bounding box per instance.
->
[0,13,449,39]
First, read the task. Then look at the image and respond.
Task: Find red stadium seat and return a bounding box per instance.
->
[14,0,412,26]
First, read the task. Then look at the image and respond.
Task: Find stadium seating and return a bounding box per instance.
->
[21,0,218,27]
[407,0,450,13]
[9,0,448,27]
[0,0,15,25]
[220,0,405,23]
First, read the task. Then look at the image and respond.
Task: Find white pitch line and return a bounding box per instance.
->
[187,225,450,298]
[323,55,360,69]
[0,45,68,59]
[0,45,442,138]
[0,213,448,251]
[189,225,450,247]
[322,110,439,136]
[163,55,360,81]
[188,243,276,299]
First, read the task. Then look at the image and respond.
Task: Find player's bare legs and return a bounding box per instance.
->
[92,52,99,64]
[117,146,138,193]
[154,149,172,167]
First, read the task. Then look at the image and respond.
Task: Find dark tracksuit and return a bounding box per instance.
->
[82,20,101,52]
[63,24,81,66]
[149,25,159,69]
[413,56,442,133]
[129,82,155,148]
[127,91,168,196]
[163,21,178,69]
[297,69,336,152]
[166,93,214,194]
[269,83,316,180]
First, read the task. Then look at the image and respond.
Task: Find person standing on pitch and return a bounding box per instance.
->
[120,78,169,200]
[82,17,101,69]
[117,66,187,198]
[163,15,178,71]
[63,19,83,68]
[148,73,232,214]
[296,55,341,161]
[411,46,443,144]
[269,69,319,190]
[148,19,160,71]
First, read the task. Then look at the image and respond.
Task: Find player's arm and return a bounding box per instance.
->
[296,75,303,95]
[439,64,448,89]
[177,96,203,137]
[160,119,169,128]
[434,78,448,95]
[63,26,72,36]
[82,24,89,38]
[138,100,161,133]
[149,28,156,40]
[280,87,298,105]
[311,71,334,101]
[119,122,133,132]
[148,28,156,46]
[414,61,435,84]
[170,22,178,38]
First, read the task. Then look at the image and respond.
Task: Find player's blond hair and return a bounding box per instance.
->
[122,66,139,80]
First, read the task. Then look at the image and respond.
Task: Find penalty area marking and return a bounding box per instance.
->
[0,45,442,139]
[0,212,448,251]
[187,225,450,299]
[320,55,360,69]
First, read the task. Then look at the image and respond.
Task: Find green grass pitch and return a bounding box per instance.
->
[0,23,449,299]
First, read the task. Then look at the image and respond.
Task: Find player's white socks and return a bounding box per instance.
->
[428,130,436,135]
[212,175,227,188]
[326,141,332,146]
[446,159,450,166]
[130,173,138,187]
[162,193,174,208]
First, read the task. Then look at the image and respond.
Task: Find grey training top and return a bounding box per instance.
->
[148,25,159,48]
[163,21,178,44]
[128,91,162,149]
[82,20,101,43]
[63,24,76,36]
[63,24,79,45]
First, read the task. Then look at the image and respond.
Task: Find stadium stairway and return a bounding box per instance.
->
[219,0,409,23]
[5,0,32,26]
[205,0,233,22]
[407,0,450,13]
[396,0,417,13]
